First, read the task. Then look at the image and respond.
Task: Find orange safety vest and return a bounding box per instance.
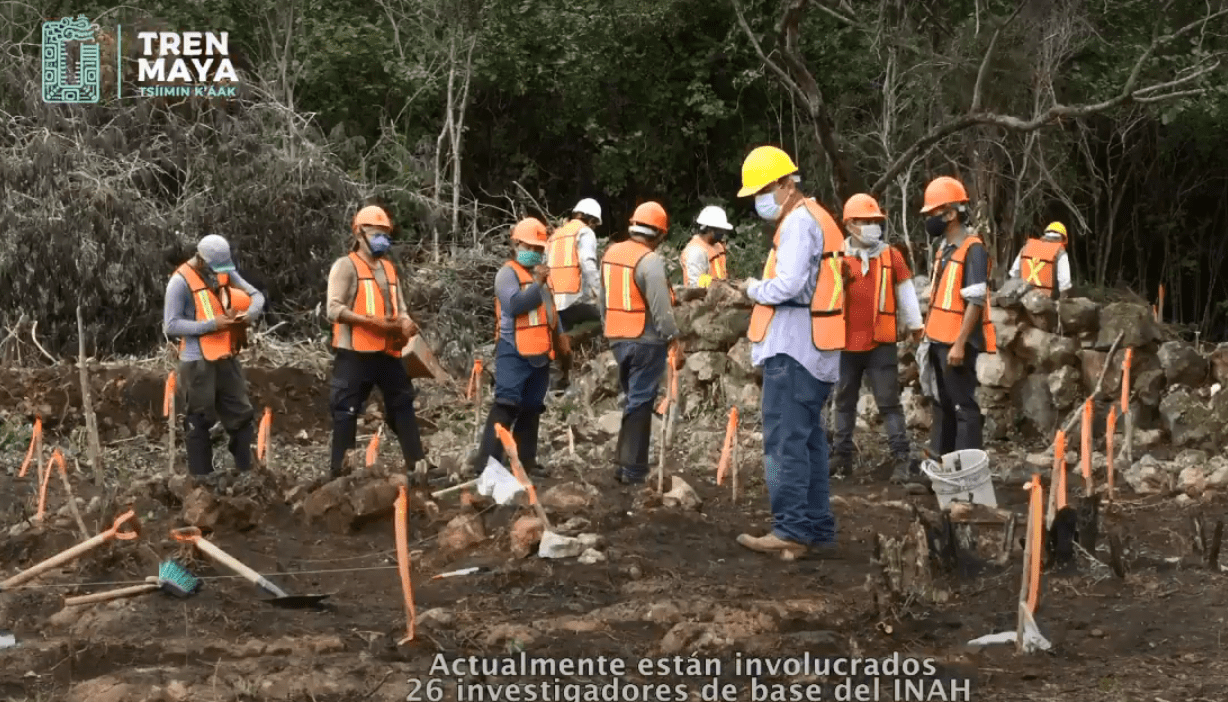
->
[493,261,556,359]
[602,240,676,339]
[175,263,252,361]
[865,248,898,345]
[924,237,998,352]
[546,219,585,294]
[331,252,403,357]
[1018,238,1064,298]
[747,199,847,351]
[680,236,728,285]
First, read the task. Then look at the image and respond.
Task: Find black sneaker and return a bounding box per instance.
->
[614,467,646,485]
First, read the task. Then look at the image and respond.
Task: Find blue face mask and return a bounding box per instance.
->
[517,250,544,267]
[366,233,392,257]
[755,191,782,221]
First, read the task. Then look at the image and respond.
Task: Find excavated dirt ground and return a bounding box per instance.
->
[1,360,1227,701]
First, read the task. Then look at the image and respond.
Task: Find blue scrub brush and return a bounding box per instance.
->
[158,560,201,598]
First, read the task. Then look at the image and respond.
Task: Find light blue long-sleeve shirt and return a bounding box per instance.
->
[746,204,840,383]
[163,267,265,361]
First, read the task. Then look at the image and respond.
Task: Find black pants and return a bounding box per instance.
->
[329,349,426,474]
[559,303,601,333]
[180,358,255,475]
[928,343,983,455]
[832,343,909,458]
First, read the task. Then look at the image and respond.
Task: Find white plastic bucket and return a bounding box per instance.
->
[919,449,997,509]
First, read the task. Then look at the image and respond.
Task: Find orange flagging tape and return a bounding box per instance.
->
[393,485,416,643]
[1054,430,1067,510]
[1080,399,1093,490]
[1157,285,1165,321]
[163,371,176,417]
[18,417,42,478]
[1026,474,1043,612]
[257,408,272,462]
[1120,348,1133,414]
[466,359,483,400]
[1106,405,1118,501]
[716,407,739,485]
[365,429,380,467]
[494,424,538,504]
[35,449,67,521]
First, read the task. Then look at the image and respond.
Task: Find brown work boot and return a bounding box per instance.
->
[736,532,807,561]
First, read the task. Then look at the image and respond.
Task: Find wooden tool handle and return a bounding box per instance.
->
[431,479,478,499]
[1,532,108,590]
[193,536,289,598]
[65,580,158,607]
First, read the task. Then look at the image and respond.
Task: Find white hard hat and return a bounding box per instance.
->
[695,205,733,230]
[572,198,602,224]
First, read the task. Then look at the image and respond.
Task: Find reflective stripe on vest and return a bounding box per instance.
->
[494,261,555,359]
[923,236,997,353]
[746,198,847,351]
[602,240,653,340]
[331,252,402,357]
[1019,238,1064,298]
[872,248,897,345]
[547,219,584,294]
[175,264,250,361]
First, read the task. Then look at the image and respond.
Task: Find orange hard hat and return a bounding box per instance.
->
[920,176,969,214]
[629,201,668,233]
[352,205,392,234]
[842,193,886,222]
[510,217,549,247]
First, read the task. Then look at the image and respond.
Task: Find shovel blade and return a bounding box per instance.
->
[265,594,331,609]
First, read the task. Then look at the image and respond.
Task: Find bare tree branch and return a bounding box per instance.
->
[868,7,1228,196]
[970,0,1027,113]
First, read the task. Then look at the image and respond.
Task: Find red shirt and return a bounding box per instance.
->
[844,247,912,352]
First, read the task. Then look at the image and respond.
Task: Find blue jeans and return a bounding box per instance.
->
[762,353,836,545]
[611,341,668,415]
[493,339,550,412]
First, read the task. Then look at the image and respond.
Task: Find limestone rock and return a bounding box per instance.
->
[1158,340,1208,388]
[1016,373,1057,434]
[1135,369,1167,408]
[989,305,1022,349]
[1048,366,1083,411]
[684,351,727,382]
[1159,388,1217,449]
[1058,298,1099,335]
[1124,455,1170,495]
[1021,289,1058,331]
[540,482,600,513]
[1210,343,1228,386]
[1016,327,1079,370]
[1078,349,1124,399]
[993,277,1031,309]
[438,513,486,554]
[510,516,544,558]
[977,352,1024,388]
[1096,302,1160,350]
[662,476,702,511]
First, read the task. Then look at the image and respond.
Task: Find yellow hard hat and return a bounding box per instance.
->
[696,274,713,288]
[1044,221,1067,239]
[738,146,798,197]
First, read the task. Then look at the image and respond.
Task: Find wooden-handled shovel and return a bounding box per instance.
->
[171,527,330,608]
[0,511,140,592]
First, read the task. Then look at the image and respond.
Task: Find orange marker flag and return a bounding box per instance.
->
[365,428,381,467]
[393,485,417,644]
[1080,399,1093,493]
[716,407,739,485]
[1120,348,1133,415]
[466,359,483,401]
[163,371,176,417]
[1049,429,1067,514]
[495,423,550,527]
[18,416,43,478]
[256,407,272,462]
[1157,285,1165,321]
[1106,405,1118,502]
[35,448,67,521]
[1026,474,1044,612]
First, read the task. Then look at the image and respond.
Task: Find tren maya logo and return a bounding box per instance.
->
[42,15,240,103]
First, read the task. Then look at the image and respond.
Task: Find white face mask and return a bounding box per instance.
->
[856,223,883,244]
[755,191,782,221]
